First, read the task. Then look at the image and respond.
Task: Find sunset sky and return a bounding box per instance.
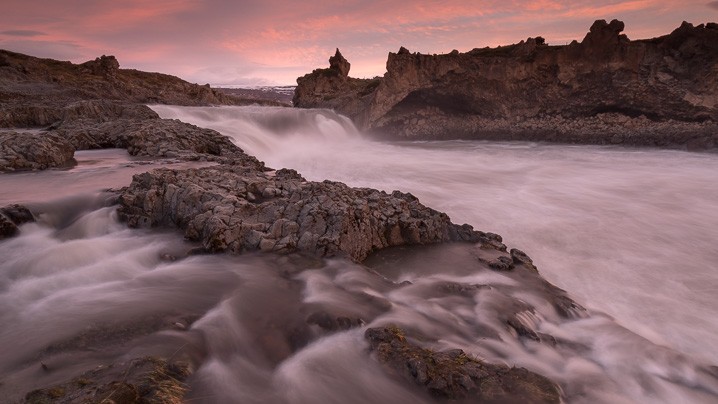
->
[2,1,717,85]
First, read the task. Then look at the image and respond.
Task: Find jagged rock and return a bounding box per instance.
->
[365,326,561,402]
[293,52,380,120]
[294,20,718,150]
[80,55,120,77]
[118,166,481,262]
[0,131,75,171]
[510,248,538,272]
[0,204,34,239]
[329,48,351,77]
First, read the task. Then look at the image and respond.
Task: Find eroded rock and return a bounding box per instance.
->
[24,356,190,404]
[0,131,75,171]
[118,166,481,262]
[365,326,561,402]
[294,20,718,150]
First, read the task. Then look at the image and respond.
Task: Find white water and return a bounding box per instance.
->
[1,105,717,403]
[155,105,718,363]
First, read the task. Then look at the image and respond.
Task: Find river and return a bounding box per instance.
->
[1,105,717,403]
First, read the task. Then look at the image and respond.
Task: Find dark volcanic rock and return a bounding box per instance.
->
[24,356,190,404]
[329,48,351,77]
[0,204,34,239]
[0,131,75,171]
[56,116,241,158]
[294,20,718,150]
[293,49,381,120]
[365,326,561,402]
[118,166,482,262]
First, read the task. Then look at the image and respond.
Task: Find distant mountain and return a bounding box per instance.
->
[294,20,718,150]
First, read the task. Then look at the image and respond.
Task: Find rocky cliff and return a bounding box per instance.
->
[294,20,718,150]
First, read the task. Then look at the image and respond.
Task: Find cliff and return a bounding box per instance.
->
[294,20,718,150]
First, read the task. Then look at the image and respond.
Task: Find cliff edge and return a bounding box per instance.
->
[294,20,718,150]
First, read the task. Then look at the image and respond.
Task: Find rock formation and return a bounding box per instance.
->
[118,164,483,262]
[0,49,281,129]
[0,204,34,239]
[294,20,718,150]
[365,326,561,402]
[0,131,75,171]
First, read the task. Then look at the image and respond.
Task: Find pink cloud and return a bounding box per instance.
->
[1,0,713,84]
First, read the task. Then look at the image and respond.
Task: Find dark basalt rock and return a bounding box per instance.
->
[365,326,561,402]
[118,164,483,262]
[329,48,351,77]
[294,20,718,150]
[24,356,190,404]
[0,205,33,244]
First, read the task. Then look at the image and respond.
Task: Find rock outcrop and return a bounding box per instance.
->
[365,326,561,402]
[118,165,482,262]
[294,20,718,150]
[24,356,190,404]
[0,204,34,239]
[0,49,282,129]
[294,49,382,122]
[0,131,75,171]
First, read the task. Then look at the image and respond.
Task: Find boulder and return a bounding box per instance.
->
[0,204,34,239]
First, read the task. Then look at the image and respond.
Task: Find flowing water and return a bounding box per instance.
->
[1,105,718,403]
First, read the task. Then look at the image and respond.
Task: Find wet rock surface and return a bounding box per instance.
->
[295,20,718,150]
[118,165,483,262]
[365,326,561,402]
[0,203,35,239]
[24,356,190,404]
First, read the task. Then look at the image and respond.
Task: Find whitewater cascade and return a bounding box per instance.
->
[1,105,717,403]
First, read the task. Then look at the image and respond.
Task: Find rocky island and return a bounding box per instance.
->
[294,20,718,150]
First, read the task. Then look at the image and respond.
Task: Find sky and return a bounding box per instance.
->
[1,1,717,86]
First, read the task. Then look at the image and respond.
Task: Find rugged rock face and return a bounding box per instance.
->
[0,131,75,171]
[294,49,382,121]
[294,20,718,150]
[365,326,561,402]
[118,165,482,262]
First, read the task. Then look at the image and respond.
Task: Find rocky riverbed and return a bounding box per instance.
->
[0,50,577,402]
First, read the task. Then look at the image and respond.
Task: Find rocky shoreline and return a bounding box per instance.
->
[0,50,575,402]
[294,20,718,150]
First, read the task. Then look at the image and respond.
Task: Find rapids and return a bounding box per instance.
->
[1,105,717,403]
